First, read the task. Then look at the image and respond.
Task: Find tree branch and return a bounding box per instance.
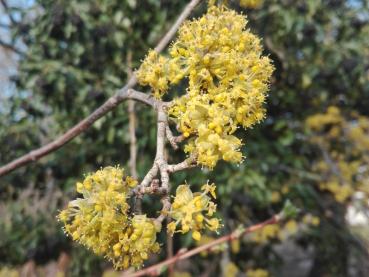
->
[0,0,202,177]
[127,51,138,179]
[167,155,197,173]
[0,0,17,25]
[124,215,281,277]
[166,126,185,150]
[0,88,151,176]
[0,39,24,55]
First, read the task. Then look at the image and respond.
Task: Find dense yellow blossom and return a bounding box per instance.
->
[136,5,273,168]
[168,183,221,240]
[135,50,171,99]
[306,107,369,204]
[58,166,160,269]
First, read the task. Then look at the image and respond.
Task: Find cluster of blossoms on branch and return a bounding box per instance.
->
[58,167,160,269]
[137,5,274,168]
[58,2,273,271]
[168,183,220,241]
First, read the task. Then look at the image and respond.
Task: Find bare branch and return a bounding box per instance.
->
[0,88,151,176]
[0,0,202,177]
[0,23,10,28]
[166,126,185,150]
[154,195,171,224]
[127,51,138,179]
[0,0,17,25]
[125,215,281,277]
[138,179,168,195]
[152,0,202,53]
[0,39,24,55]
[167,156,197,173]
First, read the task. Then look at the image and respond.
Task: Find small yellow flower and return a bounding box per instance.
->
[201,183,217,199]
[76,182,84,193]
[168,184,221,239]
[192,231,202,241]
[206,218,220,231]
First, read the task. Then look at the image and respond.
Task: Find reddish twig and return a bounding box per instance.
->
[124,215,280,277]
[0,0,202,177]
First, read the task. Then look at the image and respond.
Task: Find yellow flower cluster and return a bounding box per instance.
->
[305,106,343,132]
[239,0,263,9]
[306,107,369,204]
[135,50,171,99]
[136,5,273,168]
[167,183,221,241]
[58,166,160,269]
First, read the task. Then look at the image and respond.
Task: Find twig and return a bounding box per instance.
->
[138,179,167,195]
[127,51,138,179]
[0,39,24,55]
[166,126,185,150]
[124,215,281,277]
[152,0,201,53]
[0,0,17,25]
[0,23,10,28]
[152,106,172,223]
[0,88,153,176]
[167,155,197,173]
[0,0,202,177]
[128,102,137,176]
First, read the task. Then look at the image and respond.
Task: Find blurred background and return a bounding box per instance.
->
[0,0,369,276]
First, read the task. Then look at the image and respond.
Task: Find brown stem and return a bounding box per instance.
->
[128,100,137,178]
[166,126,185,150]
[127,51,138,179]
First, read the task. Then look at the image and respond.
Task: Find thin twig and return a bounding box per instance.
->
[166,126,185,150]
[0,88,153,176]
[0,0,17,25]
[124,215,281,277]
[0,0,202,177]
[127,51,138,179]
[167,155,197,173]
[0,39,24,55]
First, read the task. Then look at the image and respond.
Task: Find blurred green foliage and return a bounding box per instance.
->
[1,0,369,276]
